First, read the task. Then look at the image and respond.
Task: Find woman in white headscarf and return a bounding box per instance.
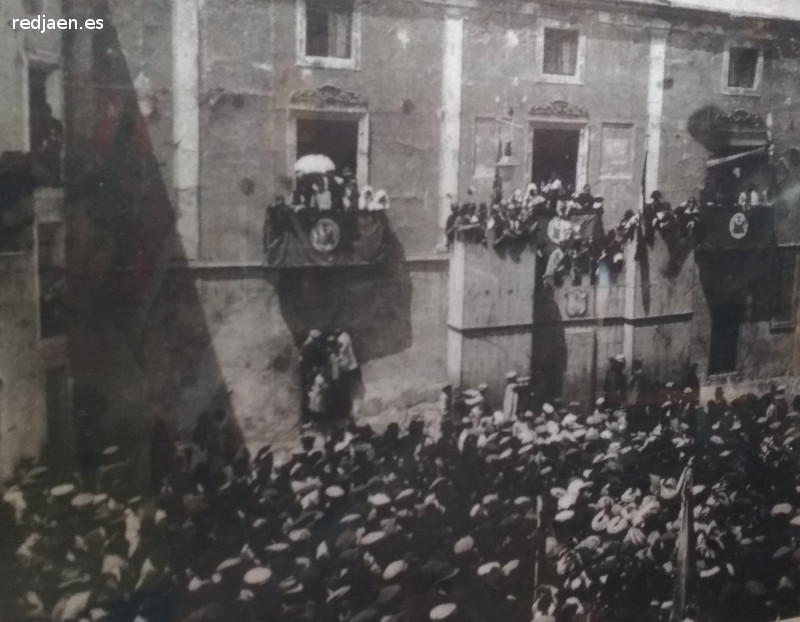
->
[370,189,390,211]
[358,186,374,210]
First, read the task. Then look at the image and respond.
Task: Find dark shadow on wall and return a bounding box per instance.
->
[531,287,567,401]
[62,1,238,489]
[272,229,413,364]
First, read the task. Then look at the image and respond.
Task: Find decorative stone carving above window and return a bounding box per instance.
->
[710,109,766,132]
[529,100,588,119]
[290,85,367,110]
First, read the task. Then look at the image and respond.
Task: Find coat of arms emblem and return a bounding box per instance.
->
[310,218,341,253]
[565,288,589,318]
[547,217,574,245]
[729,212,749,240]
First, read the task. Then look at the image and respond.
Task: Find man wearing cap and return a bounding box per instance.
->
[766,385,789,424]
[264,194,293,252]
[502,372,519,421]
[603,355,627,411]
[300,329,327,421]
[627,359,651,433]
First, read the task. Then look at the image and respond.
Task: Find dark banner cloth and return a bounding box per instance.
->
[696,206,777,299]
[696,205,775,251]
[533,210,604,253]
[266,209,389,267]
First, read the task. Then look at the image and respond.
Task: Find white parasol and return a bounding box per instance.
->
[294,154,336,175]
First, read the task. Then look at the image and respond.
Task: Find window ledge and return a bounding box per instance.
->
[721,86,761,97]
[297,56,360,71]
[770,319,796,332]
[538,74,584,86]
[706,371,745,384]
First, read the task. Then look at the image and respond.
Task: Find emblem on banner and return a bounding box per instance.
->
[565,288,589,318]
[729,212,749,240]
[547,217,573,245]
[310,218,341,253]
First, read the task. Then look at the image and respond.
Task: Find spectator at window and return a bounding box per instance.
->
[577,184,594,210]
[358,186,373,210]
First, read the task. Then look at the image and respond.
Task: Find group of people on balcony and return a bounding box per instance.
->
[265,169,390,254]
[444,172,709,286]
[291,170,389,215]
[444,175,604,251]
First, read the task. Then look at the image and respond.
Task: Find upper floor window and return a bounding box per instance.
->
[722,45,762,96]
[297,0,361,70]
[537,21,585,85]
[772,249,797,328]
[544,28,579,76]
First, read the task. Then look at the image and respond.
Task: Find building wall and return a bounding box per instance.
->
[0,248,46,479]
[459,5,651,225]
[0,0,65,479]
[657,21,800,386]
[60,0,800,461]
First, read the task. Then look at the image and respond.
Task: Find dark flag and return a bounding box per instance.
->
[671,465,695,622]
[641,140,648,209]
[492,139,503,203]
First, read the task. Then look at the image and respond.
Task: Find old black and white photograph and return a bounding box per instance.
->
[3,0,800,621]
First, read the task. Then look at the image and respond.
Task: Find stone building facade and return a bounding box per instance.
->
[41,0,800,461]
[0,0,67,479]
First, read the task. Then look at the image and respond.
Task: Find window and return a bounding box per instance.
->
[28,65,62,186]
[537,22,585,85]
[544,28,579,76]
[306,0,352,58]
[37,222,66,339]
[722,45,762,95]
[474,118,499,179]
[531,128,580,191]
[297,0,360,70]
[772,250,797,327]
[600,123,634,179]
[708,303,743,375]
[296,117,359,175]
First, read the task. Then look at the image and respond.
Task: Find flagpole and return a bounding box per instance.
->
[671,464,695,622]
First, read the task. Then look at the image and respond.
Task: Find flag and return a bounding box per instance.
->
[671,466,695,622]
[492,138,503,203]
[641,140,649,210]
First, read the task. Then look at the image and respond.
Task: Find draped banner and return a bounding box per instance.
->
[266,209,389,267]
[696,205,775,251]
[696,206,776,299]
[534,210,604,253]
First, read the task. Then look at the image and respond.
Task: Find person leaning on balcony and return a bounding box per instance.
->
[358,185,374,210]
[577,184,594,211]
[445,198,459,249]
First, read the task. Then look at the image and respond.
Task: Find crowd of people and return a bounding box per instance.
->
[2,360,800,622]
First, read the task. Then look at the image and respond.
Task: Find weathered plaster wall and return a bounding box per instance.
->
[459,6,651,224]
[198,0,445,261]
[62,0,800,462]
[0,250,46,479]
[141,263,448,453]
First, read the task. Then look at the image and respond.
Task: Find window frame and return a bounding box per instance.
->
[536,20,586,86]
[721,43,763,97]
[296,0,361,71]
[526,118,590,193]
[472,116,501,181]
[770,248,798,331]
[599,121,636,181]
[286,109,370,191]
